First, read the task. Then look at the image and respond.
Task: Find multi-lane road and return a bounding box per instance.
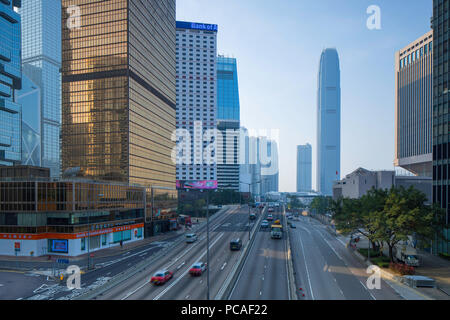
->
[230,207,289,300]
[97,205,260,300]
[79,204,406,300]
[290,215,402,300]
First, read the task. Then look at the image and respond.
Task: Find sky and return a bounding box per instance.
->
[176,0,433,192]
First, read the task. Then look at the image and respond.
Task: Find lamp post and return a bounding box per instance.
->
[87,190,104,270]
[240,180,261,240]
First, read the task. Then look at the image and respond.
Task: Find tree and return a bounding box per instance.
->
[373,186,445,262]
[333,188,388,252]
[310,196,332,214]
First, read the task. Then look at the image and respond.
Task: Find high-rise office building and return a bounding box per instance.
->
[395,31,433,177]
[239,127,252,193]
[432,0,450,254]
[17,74,41,167]
[61,0,177,192]
[20,0,61,177]
[217,56,240,191]
[0,0,22,166]
[175,21,218,183]
[261,139,279,195]
[317,48,341,196]
[297,144,312,192]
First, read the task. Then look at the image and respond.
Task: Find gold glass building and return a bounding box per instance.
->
[61,0,176,195]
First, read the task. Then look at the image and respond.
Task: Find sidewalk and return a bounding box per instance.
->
[350,235,450,300]
[0,224,200,272]
[310,214,450,300]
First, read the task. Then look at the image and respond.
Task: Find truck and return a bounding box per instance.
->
[271,224,283,239]
[394,245,420,267]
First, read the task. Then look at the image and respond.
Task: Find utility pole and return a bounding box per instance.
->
[206,189,210,300]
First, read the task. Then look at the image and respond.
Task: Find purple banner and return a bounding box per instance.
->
[176,180,218,190]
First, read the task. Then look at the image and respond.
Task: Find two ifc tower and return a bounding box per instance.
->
[316,48,341,196]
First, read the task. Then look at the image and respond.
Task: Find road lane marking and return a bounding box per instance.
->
[177,262,185,270]
[359,280,376,300]
[298,231,315,300]
[153,233,225,300]
[220,262,227,271]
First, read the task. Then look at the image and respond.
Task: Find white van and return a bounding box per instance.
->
[186,233,197,243]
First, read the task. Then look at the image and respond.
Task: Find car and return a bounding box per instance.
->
[217,205,222,208]
[267,215,274,221]
[230,238,242,251]
[261,220,269,228]
[189,262,207,276]
[186,233,197,243]
[290,223,296,229]
[150,270,173,285]
[250,213,256,220]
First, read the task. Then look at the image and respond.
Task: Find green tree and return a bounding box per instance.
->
[373,186,445,262]
[310,196,332,214]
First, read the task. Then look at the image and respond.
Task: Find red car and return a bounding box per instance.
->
[150,270,173,285]
[189,262,207,276]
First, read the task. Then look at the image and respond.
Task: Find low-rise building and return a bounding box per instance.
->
[333,167,431,203]
[0,166,177,257]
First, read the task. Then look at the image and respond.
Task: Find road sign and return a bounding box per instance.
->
[14,242,20,252]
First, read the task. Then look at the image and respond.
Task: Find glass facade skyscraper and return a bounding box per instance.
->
[217,56,240,191]
[17,74,41,166]
[0,0,22,166]
[395,31,433,177]
[217,56,240,121]
[432,0,450,254]
[297,144,312,193]
[317,48,341,196]
[61,0,177,195]
[20,0,61,177]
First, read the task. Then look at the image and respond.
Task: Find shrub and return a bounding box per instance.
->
[389,262,415,275]
[358,248,381,258]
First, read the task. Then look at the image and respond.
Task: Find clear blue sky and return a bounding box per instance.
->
[176,0,433,192]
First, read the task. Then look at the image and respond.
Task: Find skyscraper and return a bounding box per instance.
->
[61,0,177,191]
[217,56,240,191]
[317,48,341,196]
[20,0,61,177]
[0,0,22,166]
[297,144,312,192]
[17,74,41,167]
[395,31,433,177]
[175,21,218,183]
[261,138,279,195]
[432,0,450,254]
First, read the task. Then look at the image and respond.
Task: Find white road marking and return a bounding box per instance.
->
[360,280,376,300]
[177,262,186,270]
[298,231,315,300]
[0,284,3,287]
[220,262,227,271]
[153,233,225,300]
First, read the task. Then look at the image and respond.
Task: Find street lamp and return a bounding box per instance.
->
[87,190,104,270]
[240,180,261,240]
[199,188,214,300]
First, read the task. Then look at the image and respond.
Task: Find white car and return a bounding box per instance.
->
[185,233,197,243]
[261,220,269,228]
